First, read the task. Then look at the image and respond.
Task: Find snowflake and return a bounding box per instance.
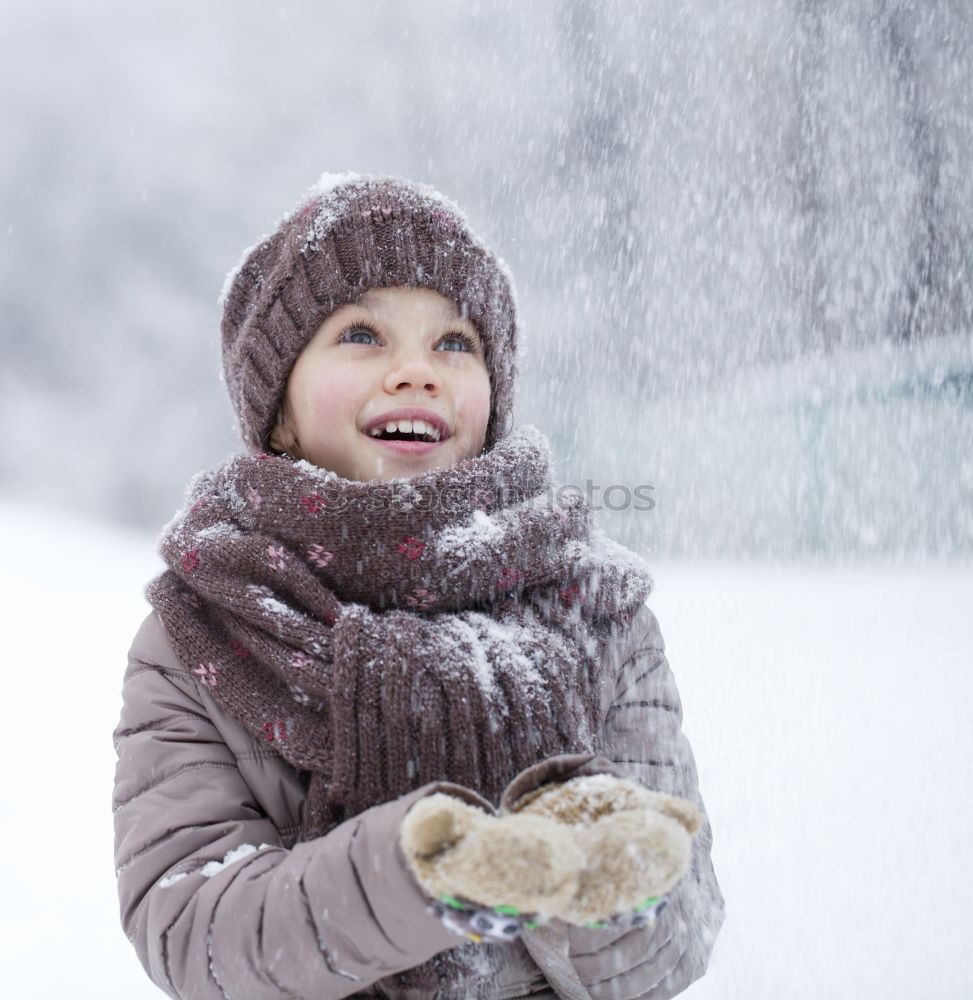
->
[495,567,524,593]
[307,544,334,569]
[300,494,328,514]
[406,587,439,610]
[397,536,426,560]
[559,584,584,607]
[193,662,219,688]
[290,651,315,670]
[262,720,289,742]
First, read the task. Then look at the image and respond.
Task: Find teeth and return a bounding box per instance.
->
[369,418,443,441]
[412,419,443,441]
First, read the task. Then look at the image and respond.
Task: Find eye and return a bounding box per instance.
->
[338,323,381,346]
[436,331,479,354]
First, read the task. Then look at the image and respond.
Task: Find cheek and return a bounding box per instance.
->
[456,373,492,439]
[291,365,361,425]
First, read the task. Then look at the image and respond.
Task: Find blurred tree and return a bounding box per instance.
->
[879,0,973,343]
[792,0,830,355]
[789,0,973,352]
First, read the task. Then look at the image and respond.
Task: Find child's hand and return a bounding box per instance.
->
[400,776,700,933]
[401,794,582,920]
[513,774,701,926]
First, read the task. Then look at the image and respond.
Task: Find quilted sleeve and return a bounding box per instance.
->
[597,605,725,998]
[113,632,479,1000]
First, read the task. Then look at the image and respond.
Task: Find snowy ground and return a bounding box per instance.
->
[651,561,973,1000]
[1,501,970,999]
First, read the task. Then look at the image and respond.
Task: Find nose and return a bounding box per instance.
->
[383,349,439,395]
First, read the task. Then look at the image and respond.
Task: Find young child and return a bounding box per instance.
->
[113,174,724,1000]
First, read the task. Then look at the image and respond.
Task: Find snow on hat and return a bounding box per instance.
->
[220,173,518,455]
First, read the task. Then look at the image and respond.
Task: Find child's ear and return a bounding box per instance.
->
[269,419,298,456]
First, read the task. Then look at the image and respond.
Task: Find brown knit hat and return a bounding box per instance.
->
[220,173,518,455]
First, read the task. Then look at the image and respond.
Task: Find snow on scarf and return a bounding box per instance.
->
[147,426,653,839]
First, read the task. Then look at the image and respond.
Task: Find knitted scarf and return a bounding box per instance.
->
[148,425,652,841]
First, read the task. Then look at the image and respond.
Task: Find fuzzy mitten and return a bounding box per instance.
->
[511,773,701,926]
[401,794,583,918]
[400,774,700,930]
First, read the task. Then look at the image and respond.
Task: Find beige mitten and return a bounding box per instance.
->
[401,793,583,918]
[511,774,702,926]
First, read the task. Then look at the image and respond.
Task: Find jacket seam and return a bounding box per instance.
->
[115,711,213,738]
[613,758,683,770]
[114,760,240,814]
[117,819,245,875]
[616,643,658,672]
[204,860,239,1000]
[347,819,407,958]
[255,879,309,999]
[606,700,679,715]
[236,748,294,762]
[586,932,680,990]
[568,921,646,959]
[614,647,664,697]
[298,863,361,982]
[128,658,190,680]
[205,846,289,999]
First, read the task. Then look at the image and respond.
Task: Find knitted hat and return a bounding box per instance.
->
[220,173,518,455]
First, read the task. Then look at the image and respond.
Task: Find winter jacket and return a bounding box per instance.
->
[113,603,724,999]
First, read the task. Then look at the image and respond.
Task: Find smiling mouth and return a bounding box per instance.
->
[368,429,438,443]
[365,431,445,456]
[365,417,450,444]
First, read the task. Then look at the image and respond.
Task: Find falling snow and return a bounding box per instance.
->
[4,2,972,997]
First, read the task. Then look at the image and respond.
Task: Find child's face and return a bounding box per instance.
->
[270,287,492,482]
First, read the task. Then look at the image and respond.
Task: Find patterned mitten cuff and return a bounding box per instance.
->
[579,894,669,931]
[432,895,542,943]
[432,893,669,942]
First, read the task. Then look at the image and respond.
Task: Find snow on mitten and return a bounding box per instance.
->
[510,773,702,927]
[401,793,583,927]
